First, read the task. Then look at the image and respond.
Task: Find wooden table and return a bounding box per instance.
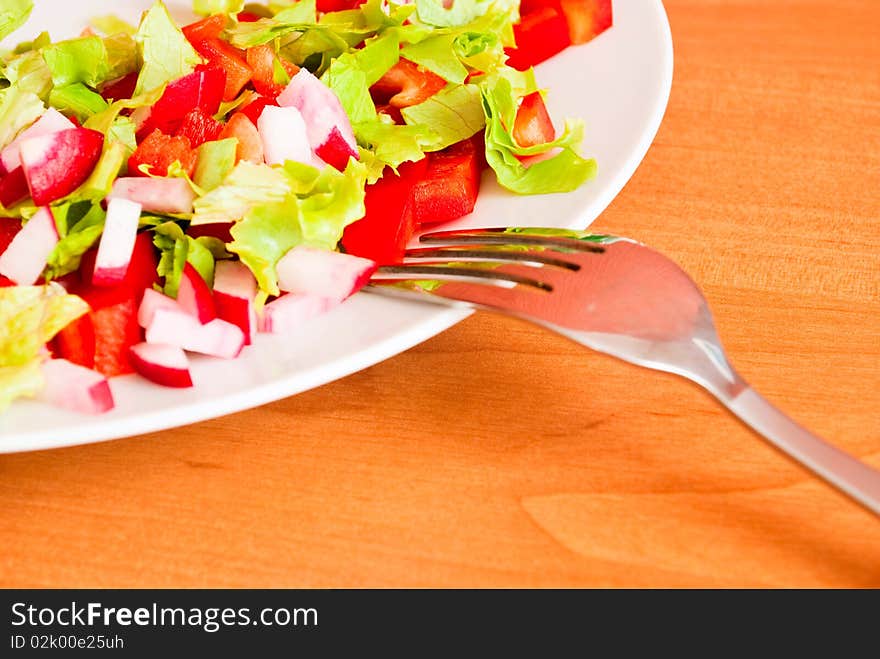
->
[2,0,878,588]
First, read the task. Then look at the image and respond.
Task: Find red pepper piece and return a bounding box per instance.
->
[129,130,198,178]
[504,6,572,71]
[193,38,253,101]
[139,65,226,137]
[412,138,483,227]
[341,159,429,265]
[370,59,447,109]
[182,14,227,44]
[236,12,262,23]
[316,0,368,12]
[100,72,139,103]
[559,0,613,44]
[0,216,22,253]
[513,91,556,148]
[246,45,300,99]
[239,94,277,124]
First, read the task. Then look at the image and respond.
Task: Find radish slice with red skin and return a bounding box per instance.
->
[176,262,216,324]
[276,69,358,163]
[0,206,59,285]
[0,108,75,174]
[19,127,104,206]
[213,261,257,345]
[137,288,183,328]
[276,246,376,302]
[257,105,313,166]
[145,307,245,359]
[37,359,115,415]
[110,177,196,215]
[129,342,193,388]
[258,294,338,334]
[92,198,142,287]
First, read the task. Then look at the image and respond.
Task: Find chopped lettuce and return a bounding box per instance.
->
[353,119,435,172]
[401,83,484,151]
[479,68,596,194]
[153,221,218,296]
[48,83,108,123]
[226,0,318,48]
[192,161,291,225]
[45,203,106,279]
[40,36,110,88]
[0,0,32,42]
[2,49,53,99]
[414,0,491,28]
[0,85,43,150]
[134,1,203,96]
[102,33,139,81]
[193,0,245,15]
[0,284,89,411]
[194,138,238,192]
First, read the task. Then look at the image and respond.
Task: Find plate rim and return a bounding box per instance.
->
[0,0,674,453]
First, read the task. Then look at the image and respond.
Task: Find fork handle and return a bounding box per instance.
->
[725,387,880,515]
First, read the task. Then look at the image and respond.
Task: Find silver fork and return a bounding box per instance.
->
[366,227,880,516]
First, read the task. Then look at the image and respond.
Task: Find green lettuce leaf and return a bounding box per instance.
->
[0,283,89,411]
[400,34,467,84]
[0,85,43,150]
[41,36,110,88]
[226,0,318,48]
[401,83,484,151]
[134,1,203,95]
[414,0,490,28]
[2,49,53,100]
[228,199,302,295]
[353,119,435,172]
[48,83,108,123]
[192,161,290,225]
[480,68,596,194]
[193,0,245,15]
[293,158,367,249]
[0,0,32,42]
[102,33,139,82]
[321,34,399,124]
[153,222,218,296]
[45,203,106,279]
[194,138,238,192]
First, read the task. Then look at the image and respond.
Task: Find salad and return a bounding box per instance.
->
[0,0,611,415]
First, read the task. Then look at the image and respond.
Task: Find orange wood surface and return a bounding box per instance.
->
[1,0,879,588]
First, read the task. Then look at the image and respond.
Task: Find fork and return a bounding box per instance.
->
[366,227,880,516]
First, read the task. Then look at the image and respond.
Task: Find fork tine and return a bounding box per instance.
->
[403,246,582,271]
[376,263,553,291]
[419,227,608,253]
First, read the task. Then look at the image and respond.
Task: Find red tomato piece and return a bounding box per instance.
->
[412,138,483,227]
[129,130,198,177]
[370,59,447,109]
[193,38,253,101]
[505,7,572,71]
[246,45,300,99]
[176,108,224,148]
[182,14,227,44]
[341,159,429,265]
[513,91,556,148]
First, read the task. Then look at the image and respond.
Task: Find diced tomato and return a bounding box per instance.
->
[182,14,227,44]
[129,130,198,177]
[412,138,483,226]
[236,12,262,22]
[0,216,22,253]
[505,7,571,71]
[100,72,139,103]
[219,112,264,164]
[57,233,159,377]
[370,59,447,109]
[176,108,224,148]
[0,167,31,207]
[139,65,226,136]
[239,94,277,124]
[341,159,429,265]
[513,91,556,148]
[316,0,367,12]
[193,38,253,101]
[246,45,300,99]
[559,0,613,44]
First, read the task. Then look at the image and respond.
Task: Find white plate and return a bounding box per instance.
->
[0,0,673,452]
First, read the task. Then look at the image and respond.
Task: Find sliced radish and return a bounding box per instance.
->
[257,105,313,166]
[0,108,75,173]
[92,198,142,287]
[37,359,115,415]
[0,206,59,285]
[138,288,183,328]
[0,167,31,207]
[177,262,216,324]
[19,127,104,205]
[213,260,257,345]
[129,342,193,388]
[314,126,358,172]
[145,307,245,359]
[276,246,376,301]
[258,293,338,334]
[276,68,359,169]
[109,177,196,215]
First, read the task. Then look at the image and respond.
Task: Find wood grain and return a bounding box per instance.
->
[1,0,878,588]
